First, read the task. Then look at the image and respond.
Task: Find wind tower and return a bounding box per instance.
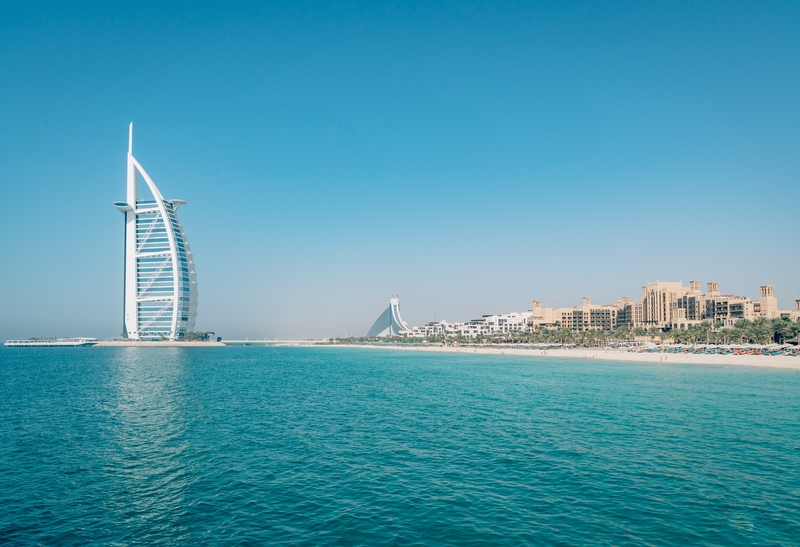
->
[113,123,198,340]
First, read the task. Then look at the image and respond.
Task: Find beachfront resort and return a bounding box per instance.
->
[370,280,800,347]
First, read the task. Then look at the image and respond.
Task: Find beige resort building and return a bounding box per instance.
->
[530,281,799,332]
[403,280,799,338]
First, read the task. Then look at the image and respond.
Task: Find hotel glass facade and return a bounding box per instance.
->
[115,124,198,340]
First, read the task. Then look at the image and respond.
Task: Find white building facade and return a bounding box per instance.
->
[114,124,198,340]
[406,311,532,339]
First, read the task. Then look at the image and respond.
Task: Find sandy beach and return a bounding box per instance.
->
[327,344,800,370]
[88,341,800,369]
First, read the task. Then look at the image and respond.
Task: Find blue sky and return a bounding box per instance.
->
[1,1,799,339]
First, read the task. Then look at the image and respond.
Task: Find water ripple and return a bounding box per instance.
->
[1,347,799,545]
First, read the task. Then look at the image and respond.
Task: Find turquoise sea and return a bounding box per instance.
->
[1,347,799,545]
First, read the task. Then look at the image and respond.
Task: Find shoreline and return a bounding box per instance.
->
[317,344,800,369]
[94,340,226,347]
[18,341,798,369]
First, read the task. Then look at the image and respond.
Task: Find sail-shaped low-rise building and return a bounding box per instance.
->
[113,123,198,340]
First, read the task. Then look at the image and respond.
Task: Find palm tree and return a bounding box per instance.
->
[698,321,712,344]
[735,319,751,331]
[750,317,772,344]
[771,318,796,344]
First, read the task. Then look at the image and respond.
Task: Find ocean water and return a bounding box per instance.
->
[1,347,799,546]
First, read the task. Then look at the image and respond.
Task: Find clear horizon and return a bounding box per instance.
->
[1,1,799,340]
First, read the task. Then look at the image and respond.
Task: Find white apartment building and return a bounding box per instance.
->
[406,311,532,339]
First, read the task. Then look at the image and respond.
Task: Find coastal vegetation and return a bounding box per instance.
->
[334,317,800,348]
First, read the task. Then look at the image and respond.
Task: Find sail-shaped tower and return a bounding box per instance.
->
[113,123,198,340]
[367,297,410,337]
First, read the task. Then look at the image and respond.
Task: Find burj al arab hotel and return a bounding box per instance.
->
[113,124,198,340]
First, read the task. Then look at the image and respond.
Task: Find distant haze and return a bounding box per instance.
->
[1,1,799,340]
